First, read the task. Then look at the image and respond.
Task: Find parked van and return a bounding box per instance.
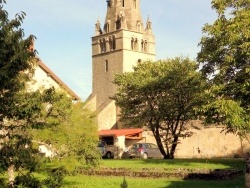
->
[97,141,114,159]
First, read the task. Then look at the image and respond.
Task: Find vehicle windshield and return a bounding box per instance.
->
[98,141,105,147]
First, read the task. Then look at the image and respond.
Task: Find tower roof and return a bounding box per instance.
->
[103,0,145,33]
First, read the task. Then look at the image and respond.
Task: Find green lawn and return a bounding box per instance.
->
[63,175,244,188]
[0,158,246,188]
[62,158,245,188]
[99,158,244,170]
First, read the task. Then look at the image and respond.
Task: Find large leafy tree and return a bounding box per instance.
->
[0,3,100,187]
[197,0,250,135]
[0,3,42,187]
[0,3,66,187]
[113,58,208,159]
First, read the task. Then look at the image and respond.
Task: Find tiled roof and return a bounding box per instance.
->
[38,60,80,100]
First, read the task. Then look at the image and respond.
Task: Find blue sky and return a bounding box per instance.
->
[4,1,217,100]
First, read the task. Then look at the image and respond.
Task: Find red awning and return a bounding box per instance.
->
[98,128,143,138]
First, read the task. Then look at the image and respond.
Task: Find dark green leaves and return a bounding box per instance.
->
[113,57,208,158]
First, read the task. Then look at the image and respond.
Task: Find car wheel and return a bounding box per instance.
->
[106,152,112,159]
[142,153,148,159]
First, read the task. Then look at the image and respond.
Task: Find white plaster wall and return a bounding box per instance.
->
[38,145,56,158]
[29,66,60,91]
[114,135,126,159]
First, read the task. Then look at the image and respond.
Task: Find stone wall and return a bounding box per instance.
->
[138,128,250,159]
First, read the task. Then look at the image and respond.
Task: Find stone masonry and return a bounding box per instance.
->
[87,0,156,130]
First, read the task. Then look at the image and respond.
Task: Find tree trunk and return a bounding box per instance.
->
[151,125,167,158]
[8,164,15,188]
[169,135,178,159]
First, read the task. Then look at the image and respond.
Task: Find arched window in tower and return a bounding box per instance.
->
[112,35,116,50]
[131,38,134,50]
[141,39,144,52]
[109,36,113,51]
[122,0,125,7]
[133,0,137,9]
[116,19,121,30]
[102,38,106,52]
[100,40,104,53]
[98,39,101,53]
[134,38,138,51]
[144,40,148,52]
[106,22,110,33]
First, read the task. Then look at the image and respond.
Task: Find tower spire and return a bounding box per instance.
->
[95,18,102,36]
[103,0,144,33]
[145,15,153,34]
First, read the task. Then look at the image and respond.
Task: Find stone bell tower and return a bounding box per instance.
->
[88,0,156,130]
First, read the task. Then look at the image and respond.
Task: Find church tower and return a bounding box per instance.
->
[89,0,156,130]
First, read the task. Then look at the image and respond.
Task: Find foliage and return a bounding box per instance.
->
[113,58,209,159]
[42,167,67,188]
[0,3,99,187]
[197,0,250,135]
[31,99,101,169]
[0,3,45,187]
[120,176,128,188]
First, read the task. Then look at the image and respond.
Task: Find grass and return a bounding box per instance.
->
[99,158,245,170]
[63,158,245,188]
[62,175,244,188]
[0,158,246,188]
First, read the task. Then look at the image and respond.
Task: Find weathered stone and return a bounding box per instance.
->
[78,167,243,180]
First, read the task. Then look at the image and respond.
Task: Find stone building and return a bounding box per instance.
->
[86,0,155,130]
[86,0,250,159]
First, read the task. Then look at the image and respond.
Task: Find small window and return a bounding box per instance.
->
[133,0,136,9]
[122,0,125,7]
[137,22,141,32]
[112,35,116,50]
[106,22,110,33]
[105,60,109,72]
[132,144,138,148]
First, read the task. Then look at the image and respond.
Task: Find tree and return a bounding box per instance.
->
[197,0,250,135]
[31,97,101,169]
[0,4,90,187]
[113,58,208,159]
[0,3,42,187]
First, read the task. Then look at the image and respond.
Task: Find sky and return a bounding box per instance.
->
[4,0,217,101]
